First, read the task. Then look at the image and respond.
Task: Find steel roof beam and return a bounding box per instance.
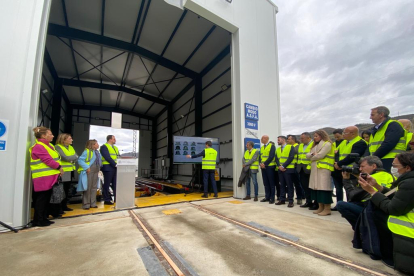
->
[200,44,231,77]
[48,23,198,79]
[60,78,169,105]
[71,104,153,121]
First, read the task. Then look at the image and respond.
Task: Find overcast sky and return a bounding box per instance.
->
[272,0,414,134]
[90,125,138,153]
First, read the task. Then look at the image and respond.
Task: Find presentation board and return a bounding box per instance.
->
[173,136,220,164]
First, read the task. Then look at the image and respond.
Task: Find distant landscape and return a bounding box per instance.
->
[301,114,414,138]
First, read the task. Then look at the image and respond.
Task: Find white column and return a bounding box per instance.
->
[0,0,51,231]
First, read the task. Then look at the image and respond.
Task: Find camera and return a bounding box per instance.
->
[341,153,361,174]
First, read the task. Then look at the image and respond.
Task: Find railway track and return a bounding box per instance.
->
[129,202,392,276]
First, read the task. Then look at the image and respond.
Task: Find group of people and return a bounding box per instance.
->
[242,106,414,274]
[30,126,119,227]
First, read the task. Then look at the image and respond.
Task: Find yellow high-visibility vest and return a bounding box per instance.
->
[369,120,407,159]
[291,143,299,165]
[406,132,413,148]
[77,149,94,173]
[244,149,259,170]
[338,137,363,168]
[315,141,335,171]
[29,140,61,179]
[333,140,346,154]
[101,143,119,165]
[260,144,276,166]
[371,171,394,189]
[298,141,313,165]
[202,147,217,170]
[388,183,414,239]
[55,144,76,172]
[276,145,295,169]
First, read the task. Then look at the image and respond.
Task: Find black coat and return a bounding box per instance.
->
[371,170,414,274]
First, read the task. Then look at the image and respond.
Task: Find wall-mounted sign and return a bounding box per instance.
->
[245,119,258,130]
[245,103,259,121]
[244,138,261,151]
[0,119,9,151]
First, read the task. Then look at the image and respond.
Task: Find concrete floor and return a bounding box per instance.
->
[0,198,404,276]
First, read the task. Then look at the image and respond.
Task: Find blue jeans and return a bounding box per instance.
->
[336,201,366,230]
[246,172,258,197]
[203,170,217,195]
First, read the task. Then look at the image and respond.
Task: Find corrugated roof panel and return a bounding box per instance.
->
[185,28,231,73]
[63,86,83,104]
[46,36,76,78]
[104,0,142,43]
[82,87,100,106]
[66,0,101,35]
[118,93,139,111]
[138,0,183,55]
[49,0,66,26]
[101,90,118,107]
[72,41,102,81]
[163,11,213,66]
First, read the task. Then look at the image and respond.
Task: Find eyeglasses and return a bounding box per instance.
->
[392,163,403,168]
[342,132,350,135]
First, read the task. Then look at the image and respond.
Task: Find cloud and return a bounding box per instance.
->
[272,0,414,134]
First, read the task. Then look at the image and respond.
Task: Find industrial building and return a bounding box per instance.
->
[1,0,281,231]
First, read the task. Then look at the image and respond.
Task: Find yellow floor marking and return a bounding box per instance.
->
[64,201,115,217]
[162,209,182,215]
[135,191,233,208]
[41,191,234,218]
[228,200,244,204]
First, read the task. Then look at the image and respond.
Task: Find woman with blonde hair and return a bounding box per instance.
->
[306,130,335,216]
[29,126,64,226]
[77,139,102,210]
[55,133,78,212]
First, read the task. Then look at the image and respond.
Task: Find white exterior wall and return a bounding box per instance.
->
[0,0,52,230]
[184,0,282,198]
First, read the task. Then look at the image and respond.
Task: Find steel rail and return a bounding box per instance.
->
[189,203,390,276]
[129,210,185,276]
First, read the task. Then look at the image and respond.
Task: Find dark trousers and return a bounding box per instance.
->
[33,189,52,223]
[103,170,117,202]
[332,173,344,202]
[203,170,217,195]
[372,207,394,262]
[274,171,280,200]
[261,166,276,200]
[336,201,365,230]
[381,158,393,173]
[291,171,304,199]
[299,169,311,203]
[279,171,294,203]
[61,181,71,209]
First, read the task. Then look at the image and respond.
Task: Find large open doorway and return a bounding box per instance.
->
[38,0,234,213]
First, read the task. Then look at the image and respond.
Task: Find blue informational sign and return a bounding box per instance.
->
[245,103,259,121]
[0,121,6,137]
[244,138,261,152]
[0,119,9,151]
[245,119,258,130]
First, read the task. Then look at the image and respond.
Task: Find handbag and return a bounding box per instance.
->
[50,180,66,204]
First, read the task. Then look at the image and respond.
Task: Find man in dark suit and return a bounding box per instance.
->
[275,136,296,207]
[368,106,406,172]
[100,135,119,205]
[259,135,276,204]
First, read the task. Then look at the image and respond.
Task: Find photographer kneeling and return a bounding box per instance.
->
[358,152,414,273]
[336,156,394,230]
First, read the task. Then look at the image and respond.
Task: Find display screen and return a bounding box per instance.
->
[173,136,220,164]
